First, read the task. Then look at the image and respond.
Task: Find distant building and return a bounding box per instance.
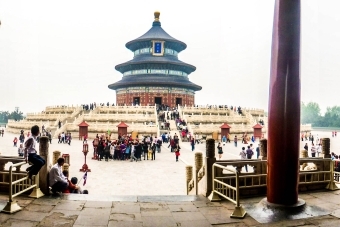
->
[108,12,202,107]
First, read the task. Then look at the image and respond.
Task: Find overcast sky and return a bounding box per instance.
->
[0,0,339,114]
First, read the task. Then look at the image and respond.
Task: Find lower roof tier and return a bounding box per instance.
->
[108,75,202,91]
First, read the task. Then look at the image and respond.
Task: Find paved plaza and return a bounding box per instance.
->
[0,130,339,196]
[1,129,340,226]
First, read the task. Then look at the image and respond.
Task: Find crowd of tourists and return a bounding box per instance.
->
[91,132,182,162]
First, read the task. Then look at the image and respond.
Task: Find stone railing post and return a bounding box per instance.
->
[53,151,61,165]
[195,152,203,195]
[62,163,69,175]
[259,139,267,160]
[322,138,331,158]
[259,138,268,174]
[205,139,216,197]
[39,136,50,195]
[186,165,193,195]
[300,149,308,158]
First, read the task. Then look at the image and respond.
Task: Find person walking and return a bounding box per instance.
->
[256,145,260,159]
[234,135,238,147]
[24,125,46,180]
[217,142,223,160]
[222,135,226,146]
[311,143,316,157]
[175,145,181,162]
[48,131,52,144]
[246,146,254,160]
[239,147,247,172]
[190,137,195,151]
[304,143,308,152]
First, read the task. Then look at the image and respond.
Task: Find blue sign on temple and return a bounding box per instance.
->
[108,11,202,107]
[154,42,162,53]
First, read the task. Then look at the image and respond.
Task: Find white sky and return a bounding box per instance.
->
[0,0,339,114]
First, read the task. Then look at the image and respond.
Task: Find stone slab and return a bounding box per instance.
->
[244,201,330,224]
[1,219,38,227]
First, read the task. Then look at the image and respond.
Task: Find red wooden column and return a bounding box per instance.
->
[267,0,301,205]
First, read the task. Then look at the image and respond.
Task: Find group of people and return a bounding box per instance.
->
[16,125,88,196]
[81,102,117,111]
[57,132,72,145]
[91,132,183,162]
[93,134,164,162]
[239,143,259,172]
[49,157,88,195]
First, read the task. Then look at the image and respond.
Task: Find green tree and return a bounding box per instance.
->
[301,102,321,125]
[0,111,10,123]
[323,106,340,127]
[0,108,24,123]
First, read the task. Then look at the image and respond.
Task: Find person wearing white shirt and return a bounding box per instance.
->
[239,147,248,172]
[24,125,46,179]
[49,157,68,195]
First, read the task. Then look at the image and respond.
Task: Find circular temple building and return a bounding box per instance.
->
[108,12,202,107]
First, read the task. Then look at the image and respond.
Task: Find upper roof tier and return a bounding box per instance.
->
[125,12,187,52]
[115,55,196,74]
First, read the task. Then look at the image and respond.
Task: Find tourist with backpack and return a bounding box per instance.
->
[246,146,254,159]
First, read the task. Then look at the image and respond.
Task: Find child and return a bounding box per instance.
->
[175,145,181,162]
[24,125,46,179]
[18,144,24,156]
[13,137,18,147]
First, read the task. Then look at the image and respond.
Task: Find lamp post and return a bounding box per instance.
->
[80,142,91,172]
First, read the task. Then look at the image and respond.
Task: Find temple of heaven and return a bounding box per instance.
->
[108,11,202,107]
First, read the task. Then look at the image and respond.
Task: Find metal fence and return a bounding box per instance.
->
[1,162,44,213]
[207,159,340,219]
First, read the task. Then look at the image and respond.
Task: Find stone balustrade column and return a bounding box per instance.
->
[186,165,193,194]
[39,136,50,195]
[259,139,267,160]
[195,152,203,195]
[205,138,216,197]
[53,151,61,165]
[62,163,69,174]
[322,138,331,158]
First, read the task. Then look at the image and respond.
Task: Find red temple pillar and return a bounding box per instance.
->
[267,0,301,205]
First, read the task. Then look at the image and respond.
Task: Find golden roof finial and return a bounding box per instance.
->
[154,11,160,22]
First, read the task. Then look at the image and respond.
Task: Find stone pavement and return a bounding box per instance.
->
[1,190,340,226]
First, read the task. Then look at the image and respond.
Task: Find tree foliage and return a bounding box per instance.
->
[301,102,340,127]
[301,102,321,124]
[0,108,24,123]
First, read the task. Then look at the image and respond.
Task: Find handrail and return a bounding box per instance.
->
[208,163,246,218]
[2,162,44,213]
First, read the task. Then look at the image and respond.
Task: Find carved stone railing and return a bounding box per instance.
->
[184,115,248,124]
[0,156,26,172]
[204,158,337,198]
[83,114,155,122]
[95,105,155,114]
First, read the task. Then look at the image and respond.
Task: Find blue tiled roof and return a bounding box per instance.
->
[115,55,196,74]
[125,21,186,52]
[108,74,202,91]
